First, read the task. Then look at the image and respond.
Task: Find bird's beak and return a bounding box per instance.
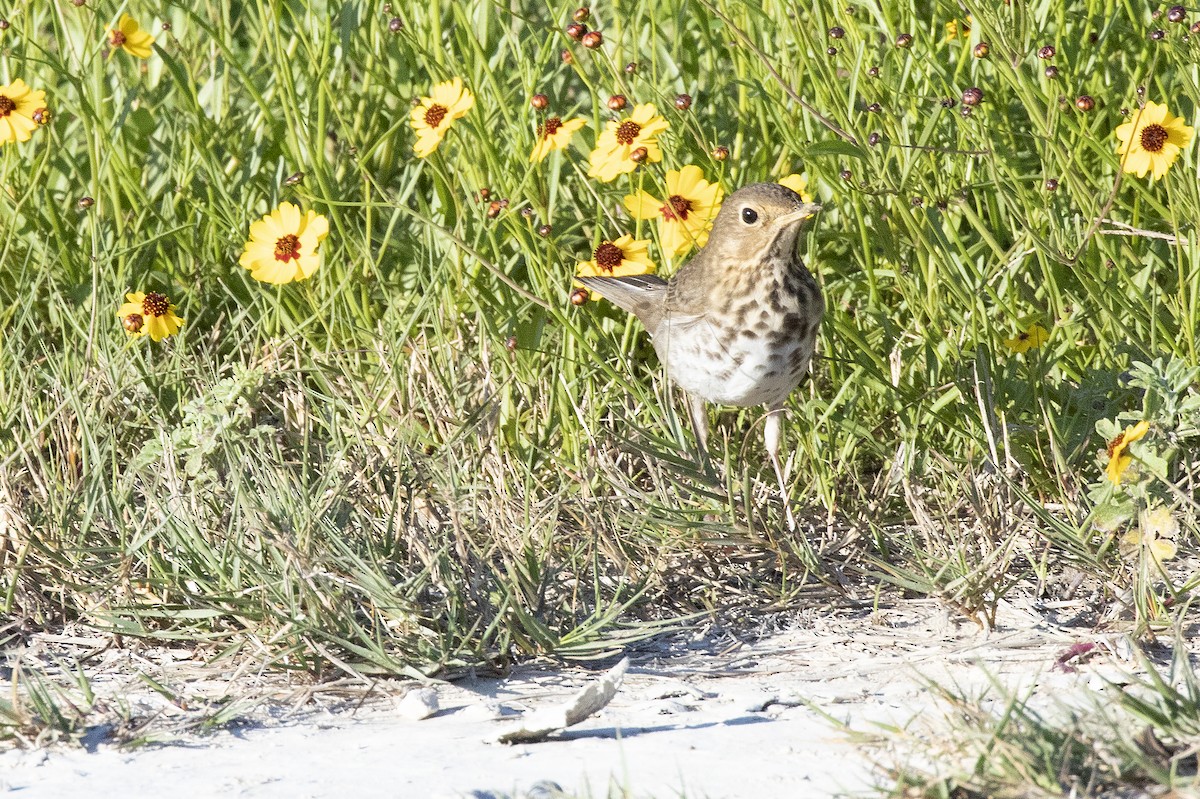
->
[778,202,822,225]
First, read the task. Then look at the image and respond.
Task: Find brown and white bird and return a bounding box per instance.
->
[578,182,823,529]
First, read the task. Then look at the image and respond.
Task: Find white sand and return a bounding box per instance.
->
[0,599,1126,798]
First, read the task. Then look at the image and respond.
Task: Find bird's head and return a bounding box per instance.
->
[705,182,820,262]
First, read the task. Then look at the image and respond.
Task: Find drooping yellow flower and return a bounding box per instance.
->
[1002,324,1050,354]
[0,79,47,145]
[117,291,184,342]
[587,104,669,183]
[945,16,972,41]
[108,14,155,59]
[779,173,815,203]
[239,202,330,285]
[623,166,724,257]
[1105,420,1150,485]
[530,116,586,163]
[1120,505,1179,563]
[410,77,474,158]
[576,234,656,280]
[1114,101,1194,180]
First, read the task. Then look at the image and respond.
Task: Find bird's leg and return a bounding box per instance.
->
[764,403,798,533]
[685,391,723,482]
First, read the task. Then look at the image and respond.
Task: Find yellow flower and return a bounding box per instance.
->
[587,104,670,183]
[1114,101,1194,180]
[530,116,586,163]
[0,79,47,145]
[108,14,155,59]
[1002,324,1050,354]
[1105,420,1150,486]
[410,77,474,158]
[576,234,656,281]
[239,202,330,285]
[945,15,971,41]
[779,173,815,203]
[1120,505,1179,563]
[623,166,724,258]
[117,291,184,342]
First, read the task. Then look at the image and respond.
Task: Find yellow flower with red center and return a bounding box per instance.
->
[108,14,155,59]
[530,116,586,163]
[623,166,724,257]
[239,202,330,285]
[410,78,474,158]
[587,104,669,183]
[575,234,656,284]
[0,79,47,145]
[117,291,184,342]
[1105,420,1150,485]
[1002,324,1050,354]
[1115,101,1194,179]
[778,173,815,203]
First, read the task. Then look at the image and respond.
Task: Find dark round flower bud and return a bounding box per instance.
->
[711,145,729,160]
[537,224,552,237]
[1037,45,1056,59]
[866,102,881,112]
[839,168,853,181]
[1075,95,1095,111]
[162,22,172,31]
[607,94,627,111]
[630,146,648,163]
[896,33,913,47]
[624,61,637,74]
[566,22,587,40]
[1192,21,1200,33]
[940,97,957,108]
[974,42,990,58]
[77,196,95,210]
[1044,66,1059,78]
[388,17,403,33]
[0,18,9,29]
[1150,29,1166,40]
[829,26,845,39]
[674,93,692,110]
[867,131,881,146]
[573,7,590,22]
[520,206,534,218]
[570,288,589,306]
[1044,178,1059,191]
[561,49,573,63]
[962,87,983,106]
[531,93,549,110]
[911,196,923,206]
[867,66,880,77]
[581,30,602,48]
[1168,5,1186,22]
[505,335,519,352]
[487,201,502,218]
[283,171,305,187]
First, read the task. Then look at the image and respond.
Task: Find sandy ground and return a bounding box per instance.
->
[1,598,1131,799]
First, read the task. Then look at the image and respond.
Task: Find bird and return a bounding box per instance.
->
[577,182,823,530]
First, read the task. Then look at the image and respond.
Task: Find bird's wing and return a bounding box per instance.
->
[576,274,669,332]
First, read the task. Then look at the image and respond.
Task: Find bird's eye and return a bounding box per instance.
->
[740,207,758,224]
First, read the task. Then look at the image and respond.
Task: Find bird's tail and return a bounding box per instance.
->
[575,274,668,331]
